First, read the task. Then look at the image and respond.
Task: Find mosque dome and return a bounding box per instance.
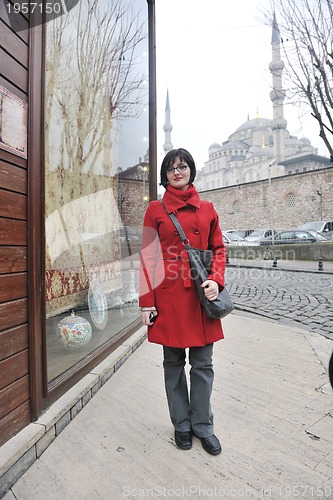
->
[221,140,248,151]
[235,117,272,133]
[299,137,311,145]
[209,143,221,151]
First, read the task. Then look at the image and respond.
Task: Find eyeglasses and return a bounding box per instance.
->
[166,164,188,174]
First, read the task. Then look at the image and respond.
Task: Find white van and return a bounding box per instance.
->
[298,220,333,237]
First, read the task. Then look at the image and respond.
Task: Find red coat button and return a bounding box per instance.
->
[173,230,179,235]
[190,207,196,212]
[194,229,200,234]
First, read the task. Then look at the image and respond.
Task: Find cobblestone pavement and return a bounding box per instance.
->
[226,266,333,340]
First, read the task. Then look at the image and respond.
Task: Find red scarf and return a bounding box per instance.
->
[164,184,201,210]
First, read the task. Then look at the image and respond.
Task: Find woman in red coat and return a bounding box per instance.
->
[139,148,226,455]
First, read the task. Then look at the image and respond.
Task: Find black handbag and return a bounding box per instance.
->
[161,202,234,319]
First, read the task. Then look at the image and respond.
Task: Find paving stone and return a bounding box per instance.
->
[228,267,333,338]
[5,315,333,500]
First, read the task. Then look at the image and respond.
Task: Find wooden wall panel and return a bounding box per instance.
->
[0,298,28,332]
[0,273,27,303]
[0,400,30,448]
[0,1,29,44]
[0,246,27,273]
[0,218,27,245]
[0,161,27,193]
[0,350,29,391]
[0,19,28,66]
[0,49,28,92]
[0,76,27,103]
[0,325,28,361]
[0,147,27,168]
[0,0,31,449]
[0,376,30,420]
[0,190,27,220]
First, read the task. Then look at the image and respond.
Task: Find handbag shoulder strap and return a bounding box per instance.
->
[159,200,190,247]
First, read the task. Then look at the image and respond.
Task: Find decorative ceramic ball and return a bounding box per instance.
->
[57,311,92,349]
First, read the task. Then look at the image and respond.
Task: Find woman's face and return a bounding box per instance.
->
[166,156,191,191]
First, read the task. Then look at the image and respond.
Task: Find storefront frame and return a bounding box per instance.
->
[27,0,156,421]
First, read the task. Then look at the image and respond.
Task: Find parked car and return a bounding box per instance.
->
[223,233,247,245]
[298,220,333,238]
[225,229,253,238]
[306,230,330,242]
[245,228,277,244]
[260,230,324,245]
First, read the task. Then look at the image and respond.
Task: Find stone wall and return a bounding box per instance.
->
[200,168,333,233]
[226,242,333,262]
[118,178,148,227]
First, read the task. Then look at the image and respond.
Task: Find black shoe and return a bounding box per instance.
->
[196,434,222,456]
[175,430,192,450]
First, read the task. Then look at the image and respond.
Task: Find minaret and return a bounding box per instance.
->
[163,90,173,154]
[269,11,287,162]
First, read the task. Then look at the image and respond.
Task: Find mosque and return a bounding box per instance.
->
[162,13,331,192]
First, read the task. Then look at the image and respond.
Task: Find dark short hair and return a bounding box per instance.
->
[160,148,196,189]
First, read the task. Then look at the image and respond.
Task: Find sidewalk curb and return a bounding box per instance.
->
[232,305,333,341]
[227,262,333,275]
[0,328,147,498]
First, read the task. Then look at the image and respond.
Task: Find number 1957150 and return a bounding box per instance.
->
[6,3,62,15]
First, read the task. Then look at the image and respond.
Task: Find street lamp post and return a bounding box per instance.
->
[228,210,239,246]
[317,189,323,220]
[137,164,149,211]
[268,159,276,245]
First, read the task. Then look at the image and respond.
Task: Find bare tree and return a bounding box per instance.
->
[45,0,148,205]
[262,0,333,161]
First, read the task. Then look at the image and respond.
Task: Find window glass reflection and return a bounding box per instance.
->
[45,0,148,382]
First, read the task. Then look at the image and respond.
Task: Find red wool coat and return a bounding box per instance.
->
[139,186,226,348]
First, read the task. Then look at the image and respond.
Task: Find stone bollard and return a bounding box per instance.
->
[318,257,323,271]
[272,256,278,268]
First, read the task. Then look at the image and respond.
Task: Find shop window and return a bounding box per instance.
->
[44,0,149,382]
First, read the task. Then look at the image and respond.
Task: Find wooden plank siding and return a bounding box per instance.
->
[0,325,29,360]
[0,1,29,45]
[0,3,31,446]
[0,298,28,331]
[0,190,27,220]
[0,49,28,92]
[0,350,29,391]
[0,218,27,245]
[0,272,27,302]
[0,19,29,66]
[0,246,27,273]
[0,160,27,193]
[0,400,30,447]
[0,376,30,421]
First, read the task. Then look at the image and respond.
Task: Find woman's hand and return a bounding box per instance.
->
[201,279,219,301]
[141,309,158,326]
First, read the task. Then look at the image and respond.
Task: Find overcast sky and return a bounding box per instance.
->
[154,0,327,171]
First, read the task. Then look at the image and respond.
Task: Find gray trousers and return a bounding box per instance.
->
[163,343,214,438]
